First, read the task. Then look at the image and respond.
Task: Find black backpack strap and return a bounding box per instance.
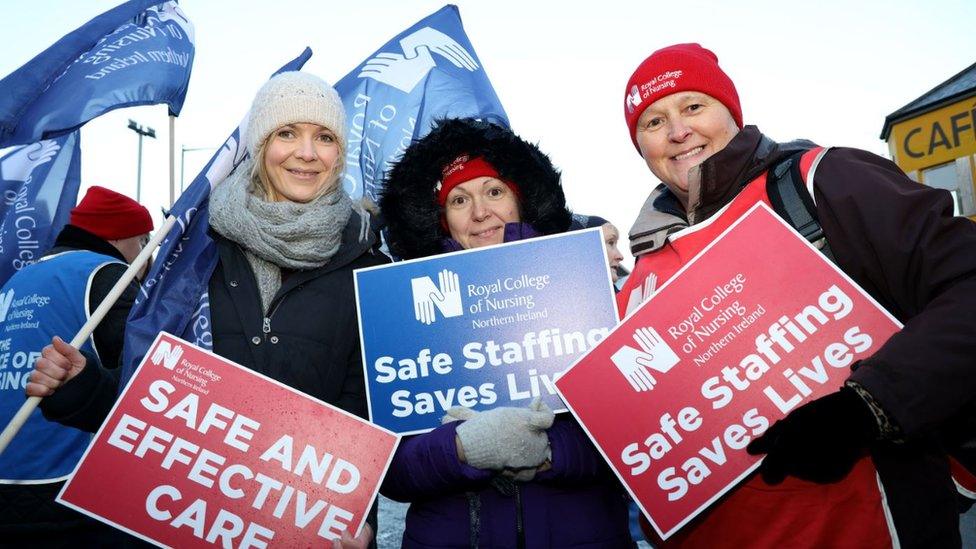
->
[766,149,836,263]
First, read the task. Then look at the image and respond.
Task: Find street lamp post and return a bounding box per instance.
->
[127,119,156,202]
[180,145,217,192]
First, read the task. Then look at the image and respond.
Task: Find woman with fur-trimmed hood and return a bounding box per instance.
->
[379,118,634,548]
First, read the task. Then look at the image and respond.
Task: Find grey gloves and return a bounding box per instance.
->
[445,399,554,477]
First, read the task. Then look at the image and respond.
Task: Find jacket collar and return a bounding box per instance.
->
[48,224,128,262]
[628,126,816,255]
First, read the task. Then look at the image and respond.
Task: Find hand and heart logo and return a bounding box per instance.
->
[357,27,479,93]
[410,269,463,325]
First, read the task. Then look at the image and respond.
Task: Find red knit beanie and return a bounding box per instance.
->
[436,155,520,205]
[69,186,154,240]
[623,43,742,151]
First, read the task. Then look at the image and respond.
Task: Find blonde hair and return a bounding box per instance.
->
[251,129,347,203]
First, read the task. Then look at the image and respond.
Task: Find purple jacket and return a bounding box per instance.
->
[382,221,633,547]
[381,415,633,548]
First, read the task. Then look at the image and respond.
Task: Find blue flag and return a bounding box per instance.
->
[336,4,509,203]
[0,133,82,286]
[0,1,194,148]
[118,49,313,387]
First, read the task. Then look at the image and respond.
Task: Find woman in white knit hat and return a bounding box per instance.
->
[29,71,385,548]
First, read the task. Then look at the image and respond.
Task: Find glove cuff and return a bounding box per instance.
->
[838,385,882,441]
[844,381,902,441]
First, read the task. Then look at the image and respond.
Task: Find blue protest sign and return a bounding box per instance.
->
[335,4,509,204]
[355,229,618,434]
[0,132,81,286]
[0,1,194,148]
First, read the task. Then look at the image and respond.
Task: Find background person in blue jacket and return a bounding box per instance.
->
[0,186,152,547]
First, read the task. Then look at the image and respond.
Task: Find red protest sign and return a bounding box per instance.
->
[58,333,398,547]
[555,203,901,540]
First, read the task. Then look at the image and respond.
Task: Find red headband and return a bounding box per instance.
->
[436,155,519,205]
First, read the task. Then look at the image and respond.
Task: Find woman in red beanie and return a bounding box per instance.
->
[27,72,383,548]
[378,118,634,549]
[619,43,976,547]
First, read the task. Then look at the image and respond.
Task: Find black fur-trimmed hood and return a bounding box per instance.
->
[379,118,572,260]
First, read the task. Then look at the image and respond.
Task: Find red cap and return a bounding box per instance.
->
[69,186,153,240]
[624,43,742,151]
[436,155,519,205]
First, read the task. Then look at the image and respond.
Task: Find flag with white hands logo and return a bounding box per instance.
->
[0,132,81,286]
[0,0,194,148]
[335,4,509,204]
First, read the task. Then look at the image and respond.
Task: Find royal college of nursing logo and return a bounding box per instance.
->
[150,340,184,370]
[0,140,60,185]
[626,84,642,114]
[611,326,680,393]
[358,27,479,93]
[0,289,14,323]
[410,269,463,325]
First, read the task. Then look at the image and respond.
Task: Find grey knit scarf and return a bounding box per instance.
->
[209,158,352,312]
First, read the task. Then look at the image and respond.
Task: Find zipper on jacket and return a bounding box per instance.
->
[514,483,525,549]
[262,299,285,341]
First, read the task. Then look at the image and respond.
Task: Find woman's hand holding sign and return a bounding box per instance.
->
[746,388,878,484]
[444,399,554,480]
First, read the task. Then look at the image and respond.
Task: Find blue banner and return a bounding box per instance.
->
[0,1,194,148]
[355,229,619,434]
[118,49,313,387]
[336,4,509,203]
[0,133,81,286]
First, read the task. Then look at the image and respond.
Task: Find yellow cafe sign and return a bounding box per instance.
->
[882,62,976,218]
[888,96,976,173]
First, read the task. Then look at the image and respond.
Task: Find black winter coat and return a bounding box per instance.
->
[44,214,387,426]
[207,222,387,419]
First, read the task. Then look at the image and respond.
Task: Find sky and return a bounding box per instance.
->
[2,0,975,267]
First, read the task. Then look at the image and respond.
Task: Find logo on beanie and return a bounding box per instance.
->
[441,154,470,179]
[639,70,684,99]
[626,85,642,114]
[411,269,464,325]
[358,27,479,93]
[610,326,679,393]
[150,340,184,370]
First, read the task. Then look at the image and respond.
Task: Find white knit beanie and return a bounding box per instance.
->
[245,71,346,155]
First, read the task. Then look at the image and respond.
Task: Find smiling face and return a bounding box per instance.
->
[261,122,341,203]
[444,176,521,249]
[634,91,739,209]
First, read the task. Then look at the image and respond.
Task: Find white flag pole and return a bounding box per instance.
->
[169,115,176,207]
[0,214,180,455]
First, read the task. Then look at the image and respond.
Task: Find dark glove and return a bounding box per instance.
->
[746,388,878,485]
